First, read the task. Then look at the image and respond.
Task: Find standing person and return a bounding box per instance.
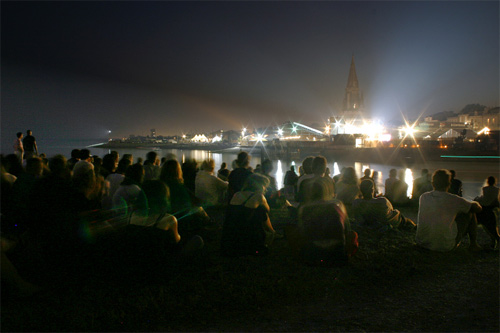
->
[217,162,229,181]
[448,170,463,197]
[13,132,24,162]
[416,169,482,252]
[284,165,299,200]
[22,130,38,160]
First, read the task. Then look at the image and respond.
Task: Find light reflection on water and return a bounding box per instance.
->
[79,147,496,200]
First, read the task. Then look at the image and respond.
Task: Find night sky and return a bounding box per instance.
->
[1,1,499,152]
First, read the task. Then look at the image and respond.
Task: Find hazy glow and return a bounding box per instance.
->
[276,160,283,189]
[405,168,413,198]
[211,135,222,143]
[333,162,341,176]
[478,127,490,135]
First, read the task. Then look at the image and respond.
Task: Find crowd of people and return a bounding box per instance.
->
[1,143,499,296]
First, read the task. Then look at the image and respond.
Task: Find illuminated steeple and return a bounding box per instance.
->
[342,55,364,111]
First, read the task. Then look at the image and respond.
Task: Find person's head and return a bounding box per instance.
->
[340,166,358,184]
[312,156,327,176]
[364,169,371,177]
[72,169,96,198]
[201,159,216,173]
[220,162,227,170]
[290,165,295,172]
[122,163,144,186]
[389,168,397,178]
[146,151,158,163]
[487,176,496,186]
[116,159,131,174]
[421,169,429,177]
[102,154,117,173]
[360,179,375,199]
[26,157,43,177]
[71,149,81,160]
[236,151,250,168]
[136,157,143,165]
[49,155,70,179]
[242,173,270,193]
[302,156,314,175]
[110,151,119,162]
[308,177,331,201]
[141,180,170,214]
[16,132,23,139]
[121,154,133,164]
[79,149,91,161]
[432,169,451,191]
[160,159,183,184]
[26,130,32,136]
[449,170,456,179]
[397,169,406,181]
[261,159,273,175]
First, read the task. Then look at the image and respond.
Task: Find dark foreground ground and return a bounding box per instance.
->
[2,207,499,332]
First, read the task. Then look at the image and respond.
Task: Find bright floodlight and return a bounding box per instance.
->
[108,130,112,134]
[256,133,264,142]
[277,128,284,136]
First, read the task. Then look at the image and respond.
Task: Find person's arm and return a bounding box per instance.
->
[469,201,482,214]
[34,141,38,155]
[259,193,270,212]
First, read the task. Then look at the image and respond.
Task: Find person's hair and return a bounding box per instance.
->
[312,156,327,176]
[340,166,358,185]
[16,132,23,138]
[72,169,96,196]
[146,151,158,162]
[261,159,273,175]
[26,157,43,176]
[487,176,496,186]
[102,154,116,173]
[122,163,144,186]
[160,159,184,184]
[27,130,32,135]
[49,155,69,177]
[359,179,375,199]
[121,154,133,163]
[449,170,456,178]
[389,169,397,178]
[220,162,227,170]
[421,169,429,176]
[309,177,331,201]
[141,180,170,214]
[201,159,216,172]
[236,151,250,168]
[432,169,451,191]
[71,149,81,159]
[242,173,270,192]
[302,156,314,175]
[116,159,131,174]
[290,165,295,172]
[80,149,91,160]
[136,157,143,165]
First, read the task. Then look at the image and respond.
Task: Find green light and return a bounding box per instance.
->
[441,155,500,159]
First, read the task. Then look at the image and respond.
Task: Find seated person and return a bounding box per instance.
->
[352,179,416,230]
[221,173,276,257]
[474,176,500,249]
[195,159,228,208]
[287,178,358,266]
[416,169,482,252]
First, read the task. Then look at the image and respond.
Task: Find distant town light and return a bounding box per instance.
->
[277,128,284,136]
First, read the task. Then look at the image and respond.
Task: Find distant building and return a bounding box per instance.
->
[150,129,156,137]
[329,55,366,135]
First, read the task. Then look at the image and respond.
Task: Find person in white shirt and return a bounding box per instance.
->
[416,169,482,252]
[195,159,228,207]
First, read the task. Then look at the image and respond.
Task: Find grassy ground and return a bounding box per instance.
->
[2,207,499,332]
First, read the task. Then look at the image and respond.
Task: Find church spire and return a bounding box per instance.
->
[346,54,359,89]
[342,54,363,111]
